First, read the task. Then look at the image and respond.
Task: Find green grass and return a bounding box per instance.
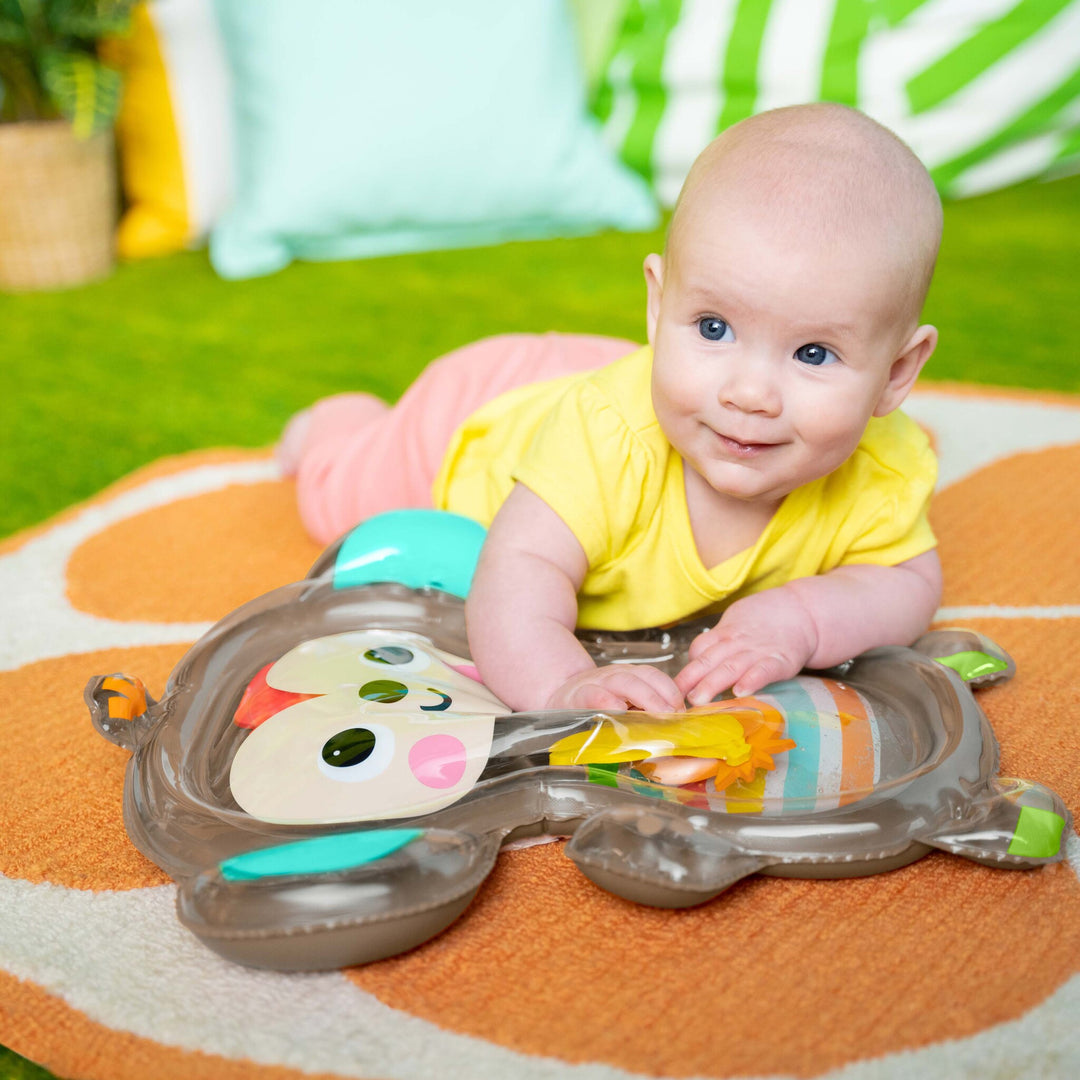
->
[2,172,1079,540]
[0,1047,54,1079]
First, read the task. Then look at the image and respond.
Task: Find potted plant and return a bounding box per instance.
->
[0,0,135,290]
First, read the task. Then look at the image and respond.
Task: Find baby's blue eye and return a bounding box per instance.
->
[795,343,838,367]
[698,317,733,342]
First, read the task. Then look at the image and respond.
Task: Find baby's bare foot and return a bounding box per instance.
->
[276,393,391,476]
[276,408,313,475]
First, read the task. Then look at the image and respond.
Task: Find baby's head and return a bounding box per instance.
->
[645,104,942,508]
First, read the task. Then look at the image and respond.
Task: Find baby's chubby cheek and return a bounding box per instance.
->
[802,414,859,449]
[648,383,700,452]
[790,380,883,455]
[799,413,875,469]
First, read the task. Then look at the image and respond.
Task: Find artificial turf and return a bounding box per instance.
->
[2,171,1079,540]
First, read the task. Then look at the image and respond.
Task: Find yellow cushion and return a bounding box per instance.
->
[106,0,232,258]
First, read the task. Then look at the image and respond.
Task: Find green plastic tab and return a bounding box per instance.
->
[935,650,1009,682]
[220,828,423,882]
[1007,805,1065,859]
[586,762,620,788]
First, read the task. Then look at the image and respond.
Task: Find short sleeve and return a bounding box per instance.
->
[831,414,938,568]
[510,381,656,569]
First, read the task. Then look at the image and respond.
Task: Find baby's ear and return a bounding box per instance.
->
[873,324,938,417]
[643,254,664,347]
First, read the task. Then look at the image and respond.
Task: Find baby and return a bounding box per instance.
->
[281,103,944,715]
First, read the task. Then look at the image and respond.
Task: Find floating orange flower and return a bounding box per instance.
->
[636,700,796,792]
[706,708,797,791]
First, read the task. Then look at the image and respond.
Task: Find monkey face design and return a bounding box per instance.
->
[228,630,507,825]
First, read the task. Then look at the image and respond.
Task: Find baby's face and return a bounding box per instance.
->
[647,201,918,508]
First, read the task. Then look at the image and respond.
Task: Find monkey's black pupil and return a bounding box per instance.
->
[322,728,376,768]
[364,646,414,665]
[359,679,407,703]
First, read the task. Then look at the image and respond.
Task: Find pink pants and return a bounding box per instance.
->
[296,333,639,544]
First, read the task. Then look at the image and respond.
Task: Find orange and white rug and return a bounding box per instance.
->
[2,383,1080,1080]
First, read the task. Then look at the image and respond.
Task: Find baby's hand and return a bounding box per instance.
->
[675,588,819,704]
[545,664,685,713]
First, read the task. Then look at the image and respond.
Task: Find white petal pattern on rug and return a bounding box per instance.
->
[0,461,277,673]
[903,389,1080,488]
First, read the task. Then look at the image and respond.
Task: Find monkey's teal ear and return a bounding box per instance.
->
[328,509,487,598]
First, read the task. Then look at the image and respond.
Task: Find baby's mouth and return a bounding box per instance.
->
[713,430,777,457]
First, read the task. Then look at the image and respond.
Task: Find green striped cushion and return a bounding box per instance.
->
[592,0,1080,204]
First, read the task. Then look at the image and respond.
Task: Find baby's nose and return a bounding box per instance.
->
[717,359,782,415]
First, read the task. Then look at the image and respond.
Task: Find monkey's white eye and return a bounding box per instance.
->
[360,644,429,674]
[318,721,395,782]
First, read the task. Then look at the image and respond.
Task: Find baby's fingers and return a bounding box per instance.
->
[675,643,739,697]
[568,685,635,712]
[681,651,758,706]
[619,663,685,711]
[674,655,707,697]
[731,654,802,698]
[687,626,724,662]
[686,650,804,704]
[555,673,673,713]
[550,665,685,713]
[596,669,682,713]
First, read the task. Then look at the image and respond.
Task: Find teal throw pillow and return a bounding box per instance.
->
[210,0,659,279]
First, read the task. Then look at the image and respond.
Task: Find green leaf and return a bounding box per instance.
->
[48,0,134,41]
[0,25,30,46]
[0,25,30,48]
[0,41,49,118]
[1,1,134,127]
[39,44,121,135]
[0,0,37,46]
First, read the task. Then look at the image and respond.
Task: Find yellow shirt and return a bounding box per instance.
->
[432,346,937,631]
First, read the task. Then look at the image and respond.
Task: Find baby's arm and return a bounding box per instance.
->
[675,551,942,704]
[467,484,684,712]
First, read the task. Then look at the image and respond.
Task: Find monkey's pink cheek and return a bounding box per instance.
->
[408,734,468,788]
[450,662,483,683]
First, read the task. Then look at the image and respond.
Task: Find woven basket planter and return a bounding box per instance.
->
[0,122,117,291]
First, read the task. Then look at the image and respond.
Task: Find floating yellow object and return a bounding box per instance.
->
[550,708,754,769]
[550,700,798,793]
